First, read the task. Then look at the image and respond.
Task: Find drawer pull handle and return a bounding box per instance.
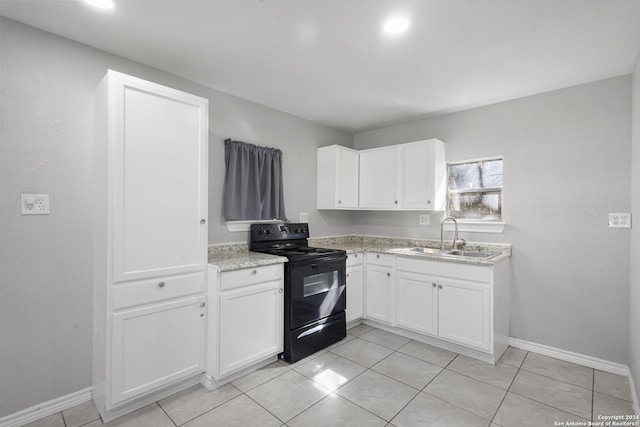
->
[158,281,165,288]
[252,270,257,275]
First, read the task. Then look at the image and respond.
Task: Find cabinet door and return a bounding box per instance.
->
[346,264,364,322]
[365,264,394,324]
[402,141,435,210]
[396,271,438,336]
[219,280,284,377]
[359,146,401,209]
[437,279,491,351]
[111,295,206,406]
[335,147,359,208]
[111,74,208,282]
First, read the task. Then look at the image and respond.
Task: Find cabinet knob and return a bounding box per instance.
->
[252,270,257,275]
[200,218,206,224]
[158,281,165,288]
[376,254,380,258]
[200,313,204,317]
[338,200,342,204]
[354,254,358,258]
[200,302,206,308]
[279,288,283,293]
[346,273,350,278]
[387,272,390,277]
[395,200,398,204]
[432,283,437,288]
[427,200,431,204]
[438,284,443,289]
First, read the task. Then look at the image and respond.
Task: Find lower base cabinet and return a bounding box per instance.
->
[346,253,364,322]
[437,278,491,351]
[395,271,438,336]
[206,263,284,383]
[364,253,509,362]
[111,295,207,404]
[364,253,395,325]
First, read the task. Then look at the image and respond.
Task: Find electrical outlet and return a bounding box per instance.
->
[299,212,308,222]
[21,194,50,215]
[419,214,430,225]
[608,212,631,228]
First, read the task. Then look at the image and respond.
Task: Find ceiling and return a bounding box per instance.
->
[2,0,640,133]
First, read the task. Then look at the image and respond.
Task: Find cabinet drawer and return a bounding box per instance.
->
[366,252,394,267]
[346,252,363,267]
[221,264,283,291]
[396,257,491,283]
[112,272,205,310]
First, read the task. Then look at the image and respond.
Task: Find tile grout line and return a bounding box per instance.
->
[156,401,178,427]
[488,349,528,426]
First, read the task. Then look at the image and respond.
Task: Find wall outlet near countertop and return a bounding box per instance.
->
[608,212,631,228]
[21,194,50,215]
[299,212,308,222]
[419,214,430,225]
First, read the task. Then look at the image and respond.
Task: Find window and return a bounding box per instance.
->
[447,157,503,221]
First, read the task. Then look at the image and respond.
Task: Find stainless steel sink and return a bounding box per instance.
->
[388,247,443,254]
[444,250,500,259]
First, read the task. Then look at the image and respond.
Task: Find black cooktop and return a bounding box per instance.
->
[249,223,345,261]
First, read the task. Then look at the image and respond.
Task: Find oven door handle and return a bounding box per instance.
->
[297,319,340,339]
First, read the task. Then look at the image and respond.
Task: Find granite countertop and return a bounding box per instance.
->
[208,244,287,272]
[309,236,511,266]
[207,235,511,271]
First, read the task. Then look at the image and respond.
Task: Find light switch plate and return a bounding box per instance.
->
[608,212,631,228]
[21,194,50,215]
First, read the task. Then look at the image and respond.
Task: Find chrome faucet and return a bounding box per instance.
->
[440,216,466,250]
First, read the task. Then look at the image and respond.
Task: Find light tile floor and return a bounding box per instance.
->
[25,325,636,427]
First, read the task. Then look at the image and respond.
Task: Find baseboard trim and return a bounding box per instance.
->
[0,387,92,427]
[509,337,629,376]
[629,372,640,416]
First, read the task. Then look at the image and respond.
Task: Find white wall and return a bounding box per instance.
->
[630,50,640,410]
[0,18,353,417]
[355,76,632,365]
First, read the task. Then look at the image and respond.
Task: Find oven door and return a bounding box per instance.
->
[288,256,346,330]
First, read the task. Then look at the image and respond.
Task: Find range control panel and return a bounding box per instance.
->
[250,222,309,242]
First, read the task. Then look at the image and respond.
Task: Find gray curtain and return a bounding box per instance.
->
[223,139,286,221]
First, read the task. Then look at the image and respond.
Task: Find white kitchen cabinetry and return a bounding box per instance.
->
[317,145,359,209]
[437,278,491,351]
[396,270,438,336]
[93,70,208,420]
[401,140,446,210]
[395,256,509,360]
[346,253,364,323]
[359,146,402,209]
[205,264,284,386]
[353,139,446,210]
[364,253,395,325]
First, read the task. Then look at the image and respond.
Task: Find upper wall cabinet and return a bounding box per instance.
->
[401,140,446,211]
[359,145,402,209]
[317,139,445,211]
[317,145,359,209]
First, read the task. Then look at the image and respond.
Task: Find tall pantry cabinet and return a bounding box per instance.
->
[93,70,209,421]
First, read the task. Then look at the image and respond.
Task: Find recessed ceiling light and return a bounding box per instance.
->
[383,18,410,34]
[83,0,115,10]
